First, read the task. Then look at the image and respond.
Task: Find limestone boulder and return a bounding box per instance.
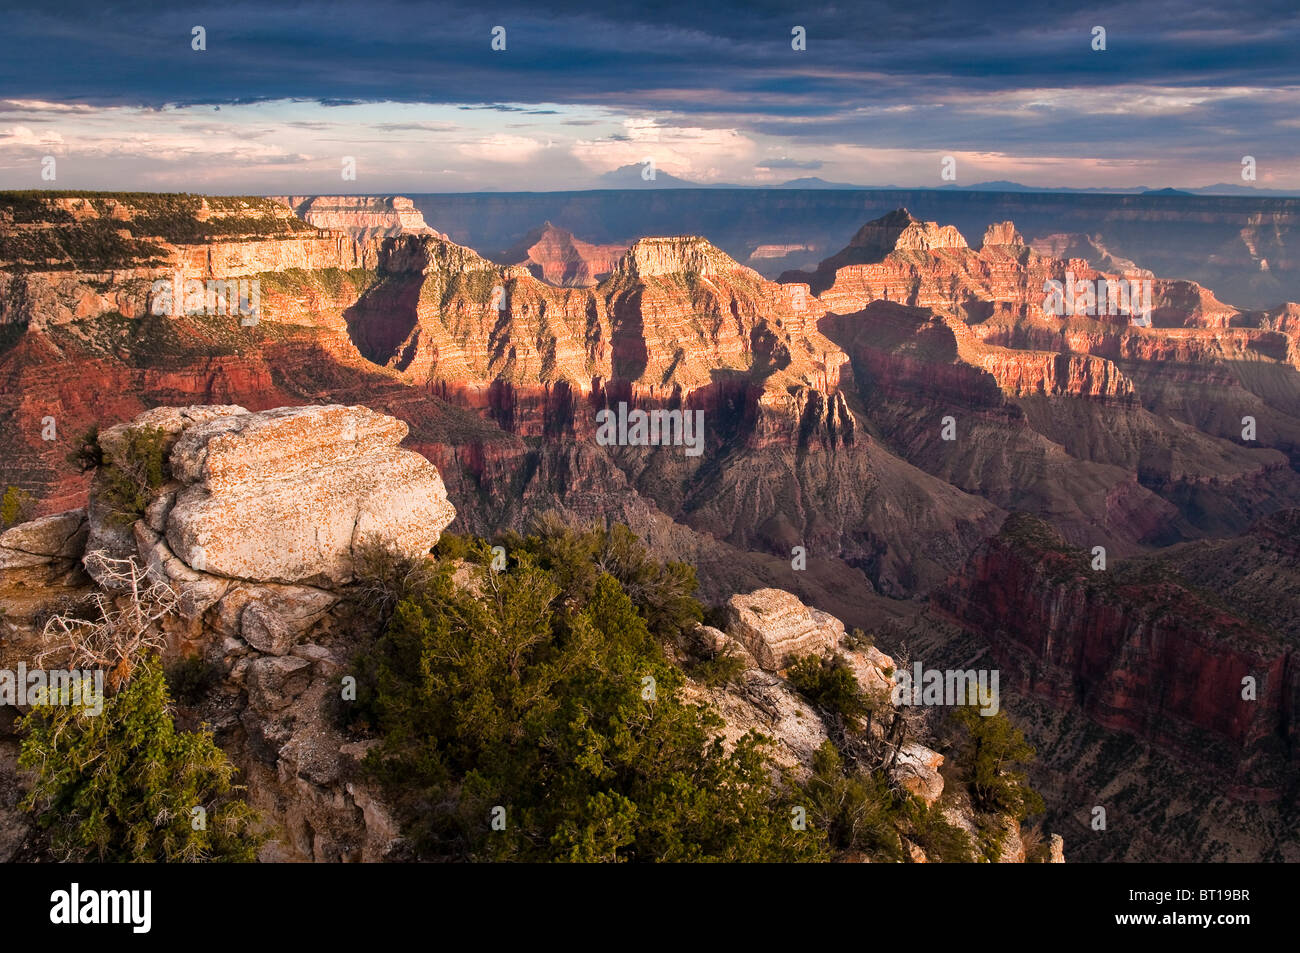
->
[683,670,829,778]
[1049,833,1066,863]
[687,623,755,667]
[156,404,454,585]
[0,510,87,570]
[217,583,337,656]
[891,742,946,805]
[840,642,898,699]
[723,588,839,671]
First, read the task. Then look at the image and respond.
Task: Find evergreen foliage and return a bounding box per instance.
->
[18,658,262,862]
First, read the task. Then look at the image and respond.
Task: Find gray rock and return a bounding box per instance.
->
[0,509,87,563]
[163,405,455,584]
[245,656,313,711]
[724,588,838,671]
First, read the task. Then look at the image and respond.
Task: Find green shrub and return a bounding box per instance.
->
[787,653,876,727]
[66,425,103,473]
[18,657,262,862]
[165,654,223,707]
[0,485,34,528]
[949,706,1045,821]
[99,425,169,526]
[903,797,974,863]
[595,523,703,642]
[356,530,823,862]
[692,643,749,687]
[801,741,905,861]
[845,627,874,650]
[433,531,490,563]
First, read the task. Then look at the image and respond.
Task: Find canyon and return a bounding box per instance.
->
[410,188,1300,310]
[0,189,1297,860]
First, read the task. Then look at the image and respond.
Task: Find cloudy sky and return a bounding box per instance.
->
[0,0,1297,193]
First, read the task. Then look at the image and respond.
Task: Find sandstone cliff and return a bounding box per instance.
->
[271,195,446,243]
[493,221,627,286]
[7,193,1300,609]
[0,193,380,332]
[932,513,1298,801]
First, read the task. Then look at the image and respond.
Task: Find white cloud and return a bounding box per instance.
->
[456,134,546,162]
[0,125,66,147]
[572,118,756,180]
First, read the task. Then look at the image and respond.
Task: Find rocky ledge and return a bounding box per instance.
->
[91,403,455,591]
[0,403,1062,862]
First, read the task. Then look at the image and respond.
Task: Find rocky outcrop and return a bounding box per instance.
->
[272,195,445,242]
[9,402,461,862]
[0,509,87,572]
[495,222,627,286]
[0,509,89,650]
[723,587,842,670]
[981,221,1025,248]
[1049,833,1066,863]
[715,589,949,805]
[807,209,969,277]
[893,743,945,804]
[614,236,768,280]
[681,622,831,776]
[933,513,1299,801]
[99,404,455,587]
[0,193,379,331]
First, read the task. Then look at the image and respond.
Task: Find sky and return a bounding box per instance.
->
[0,0,1297,193]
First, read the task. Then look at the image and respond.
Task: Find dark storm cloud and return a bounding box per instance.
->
[0,0,1295,163]
[458,105,561,114]
[2,1,1295,109]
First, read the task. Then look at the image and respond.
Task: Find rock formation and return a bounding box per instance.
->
[807,208,969,276]
[933,512,1299,801]
[0,419,1057,862]
[409,188,1300,309]
[493,221,627,286]
[723,587,844,670]
[164,405,453,585]
[271,195,446,242]
[1,403,457,861]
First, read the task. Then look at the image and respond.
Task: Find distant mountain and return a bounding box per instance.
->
[948,181,1144,194]
[775,176,866,189]
[594,164,708,189]
[575,171,1298,197]
[950,180,1298,197]
[1191,182,1300,197]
